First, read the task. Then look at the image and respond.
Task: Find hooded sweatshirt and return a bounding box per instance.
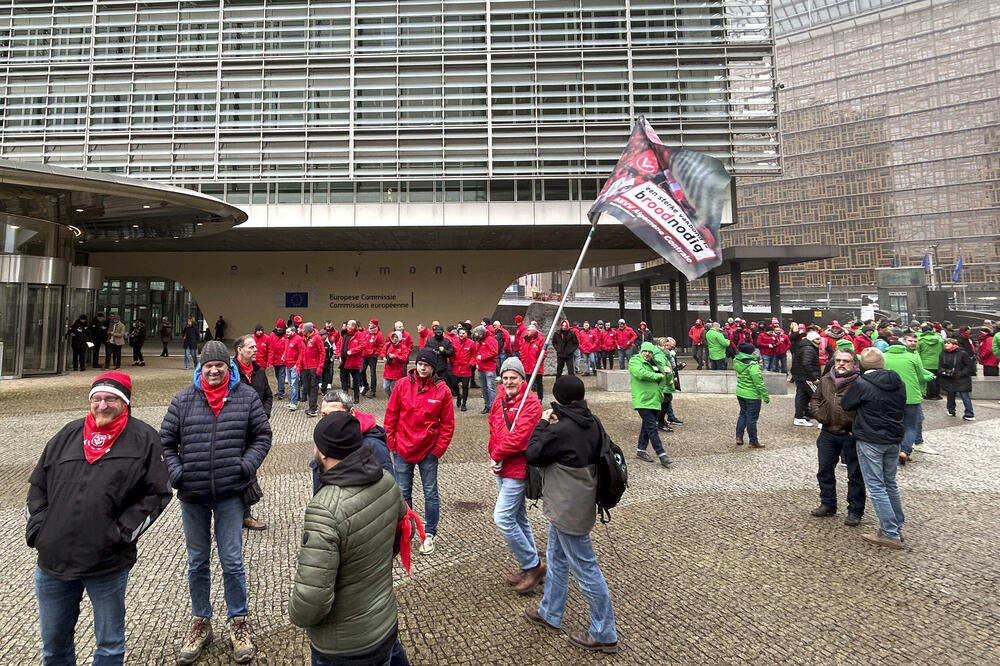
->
[841,369,906,445]
[882,345,933,404]
[734,351,769,402]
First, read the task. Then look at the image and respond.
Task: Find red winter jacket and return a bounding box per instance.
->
[324,328,342,355]
[297,331,326,373]
[475,334,498,373]
[363,328,384,357]
[339,330,366,370]
[268,331,288,367]
[577,327,598,353]
[418,328,431,349]
[615,326,637,350]
[774,330,791,355]
[978,333,998,367]
[488,382,542,480]
[380,339,409,380]
[514,323,527,351]
[688,323,705,345]
[451,338,478,377]
[853,333,873,354]
[519,332,547,376]
[756,331,777,356]
[600,328,616,351]
[384,370,455,463]
[396,330,414,360]
[252,332,270,367]
[283,334,304,367]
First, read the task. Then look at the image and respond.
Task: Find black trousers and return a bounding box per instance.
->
[816,430,866,516]
[360,356,378,393]
[92,342,105,367]
[555,357,575,377]
[71,343,87,370]
[340,367,362,400]
[160,340,169,356]
[301,370,320,412]
[530,375,544,400]
[131,343,144,363]
[924,369,940,399]
[457,375,471,406]
[105,343,122,368]
[794,380,814,419]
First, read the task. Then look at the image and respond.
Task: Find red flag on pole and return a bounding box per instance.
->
[588,116,731,281]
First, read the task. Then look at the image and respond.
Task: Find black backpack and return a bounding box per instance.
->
[592,415,628,523]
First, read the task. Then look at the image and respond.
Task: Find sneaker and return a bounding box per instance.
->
[844,513,862,527]
[668,418,684,425]
[567,631,619,655]
[862,531,905,550]
[636,450,654,463]
[287,403,297,411]
[524,606,562,635]
[911,442,941,455]
[963,416,976,422]
[793,418,813,427]
[305,410,318,418]
[656,424,673,432]
[177,617,213,665]
[419,534,435,555]
[658,453,673,467]
[229,617,255,663]
[946,410,955,417]
[480,407,490,414]
[275,394,285,400]
[810,505,836,517]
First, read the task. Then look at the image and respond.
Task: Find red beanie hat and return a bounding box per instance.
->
[90,371,132,405]
[515,315,523,324]
[370,318,379,326]
[293,315,303,325]
[276,318,285,328]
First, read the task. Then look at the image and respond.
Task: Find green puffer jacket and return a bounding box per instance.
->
[882,344,933,405]
[652,348,674,396]
[705,327,729,361]
[916,330,943,370]
[734,352,769,402]
[630,343,665,410]
[288,446,409,657]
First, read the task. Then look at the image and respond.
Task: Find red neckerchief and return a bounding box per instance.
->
[235,357,253,383]
[202,375,230,416]
[396,507,426,575]
[83,410,129,464]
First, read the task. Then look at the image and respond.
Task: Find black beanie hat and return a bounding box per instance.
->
[552,375,585,405]
[313,411,363,459]
[416,347,438,370]
[738,342,756,355]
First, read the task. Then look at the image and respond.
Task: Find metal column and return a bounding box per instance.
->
[618,284,626,321]
[708,273,718,321]
[640,280,652,325]
[768,261,782,320]
[730,261,744,318]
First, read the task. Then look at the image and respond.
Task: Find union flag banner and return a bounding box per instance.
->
[588,116,731,281]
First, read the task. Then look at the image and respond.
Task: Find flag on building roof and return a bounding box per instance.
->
[921,254,930,270]
[587,116,731,281]
[952,255,964,282]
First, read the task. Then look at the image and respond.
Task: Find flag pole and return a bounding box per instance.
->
[510,222,598,429]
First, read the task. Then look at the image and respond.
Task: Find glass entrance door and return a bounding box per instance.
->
[22,284,63,375]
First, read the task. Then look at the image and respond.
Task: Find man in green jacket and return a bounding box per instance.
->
[705,322,729,371]
[733,342,769,448]
[883,332,934,463]
[629,342,672,467]
[916,324,943,400]
[289,411,411,665]
[652,340,675,433]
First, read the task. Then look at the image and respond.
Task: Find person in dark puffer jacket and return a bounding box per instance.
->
[160,340,272,665]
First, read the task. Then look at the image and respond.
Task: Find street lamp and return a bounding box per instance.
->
[927,244,939,291]
[826,281,831,306]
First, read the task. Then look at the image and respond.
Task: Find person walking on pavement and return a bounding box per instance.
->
[488,358,545,595]
[473,324,499,414]
[359,319,384,398]
[182,317,200,371]
[809,348,866,525]
[106,314,126,369]
[939,337,976,421]
[288,411,412,666]
[68,314,90,371]
[615,319,637,369]
[552,320,579,377]
[733,342,769,448]
[383,347,455,556]
[89,312,109,368]
[234,334,272,532]
[841,348,907,550]
[883,331,934,463]
[629,342,673,467]
[791,330,821,426]
[283,325,305,412]
[688,318,706,370]
[160,341,272,664]
[524,375,619,654]
[26,371,172,666]
[159,317,173,357]
[298,322,326,418]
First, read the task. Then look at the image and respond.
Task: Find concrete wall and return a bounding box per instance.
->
[596,369,790,395]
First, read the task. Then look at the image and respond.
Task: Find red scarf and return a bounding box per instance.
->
[396,507,426,576]
[83,410,129,464]
[202,375,230,416]
[235,357,253,383]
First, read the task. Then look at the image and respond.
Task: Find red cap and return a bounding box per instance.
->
[276,318,285,328]
[370,318,379,326]
[831,320,840,327]
[798,324,807,332]
[293,315,303,324]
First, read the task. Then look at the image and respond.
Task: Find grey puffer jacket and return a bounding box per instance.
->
[160,362,272,505]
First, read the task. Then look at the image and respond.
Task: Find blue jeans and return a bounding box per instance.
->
[274,364,287,397]
[736,396,762,445]
[394,454,440,535]
[636,408,665,456]
[573,349,582,373]
[184,346,198,370]
[584,352,598,374]
[776,353,788,374]
[493,477,539,570]
[617,348,632,369]
[901,403,923,454]
[946,391,973,418]
[538,525,618,644]
[711,358,727,371]
[383,378,398,399]
[855,439,904,539]
[762,355,776,372]
[287,366,300,406]
[179,495,248,620]
[497,351,508,370]
[479,370,496,409]
[35,566,130,666]
[311,639,408,666]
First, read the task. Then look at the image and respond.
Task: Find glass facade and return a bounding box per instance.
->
[0,0,780,199]
[730,0,1000,299]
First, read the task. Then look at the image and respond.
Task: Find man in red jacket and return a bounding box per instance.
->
[360,319,384,399]
[615,319,637,369]
[297,323,326,417]
[384,347,455,555]
[488,357,544,594]
[339,320,366,403]
[268,319,288,399]
[688,318,706,369]
[473,324,499,414]
[283,326,305,411]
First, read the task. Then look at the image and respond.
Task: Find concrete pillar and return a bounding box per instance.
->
[618,284,626,321]
[708,272,718,321]
[669,279,677,311]
[640,279,652,325]
[679,277,689,348]
[768,261,781,320]
[730,261,744,318]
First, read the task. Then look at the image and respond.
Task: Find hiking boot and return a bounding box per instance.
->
[810,505,836,517]
[636,450,654,463]
[524,606,562,634]
[419,534,435,555]
[747,442,765,449]
[658,453,673,467]
[844,513,862,527]
[507,570,526,586]
[898,451,909,465]
[862,531,904,550]
[177,617,213,665]
[515,562,546,595]
[229,617,255,663]
[243,516,267,531]
[460,403,467,412]
[793,418,812,427]
[568,631,619,654]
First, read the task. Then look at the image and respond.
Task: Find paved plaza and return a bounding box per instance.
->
[2,358,1000,665]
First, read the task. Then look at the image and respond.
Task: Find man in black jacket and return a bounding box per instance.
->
[234,334,272,532]
[791,330,821,427]
[26,371,172,665]
[552,320,579,377]
[160,340,272,664]
[426,324,456,392]
[841,348,907,550]
[89,312,109,368]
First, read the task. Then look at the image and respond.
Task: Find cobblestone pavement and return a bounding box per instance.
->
[3,358,1000,664]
